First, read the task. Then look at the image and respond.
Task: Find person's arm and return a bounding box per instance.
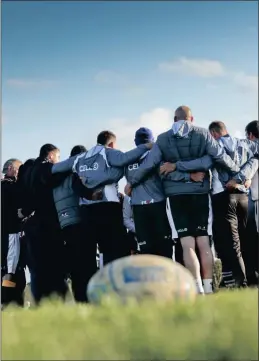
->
[242,139,259,156]
[106,145,151,167]
[129,143,163,187]
[123,197,136,233]
[162,171,191,182]
[175,155,214,172]
[205,132,240,173]
[232,157,259,184]
[52,156,78,174]
[73,167,124,199]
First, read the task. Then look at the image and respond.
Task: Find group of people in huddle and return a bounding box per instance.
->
[1,105,258,307]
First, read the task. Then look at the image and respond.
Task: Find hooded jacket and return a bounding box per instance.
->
[232,139,259,200]
[53,173,84,229]
[211,135,258,195]
[130,121,240,196]
[125,151,165,205]
[52,144,149,205]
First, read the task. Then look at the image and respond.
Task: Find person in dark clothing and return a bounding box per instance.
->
[125,128,173,259]
[1,158,26,308]
[22,144,71,304]
[53,144,92,303]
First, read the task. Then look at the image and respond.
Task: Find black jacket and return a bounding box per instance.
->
[23,158,69,231]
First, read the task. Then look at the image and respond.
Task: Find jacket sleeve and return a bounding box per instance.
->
[123,197,136,233]
[51,156,77,174]
[162,171,191,182]
[205,132,240,172]
[176,155,213,172]
[104,167,124,184]
[242,139,259,156]
[233,157,259,183]
[130,143,163,186]
[72,174,94,199]
[106,145,149,167]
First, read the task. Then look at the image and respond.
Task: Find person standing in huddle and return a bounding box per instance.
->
[209,121,258,288]
[53,145,92,303]
[244,120,259,286]
[125,128,173,258]
[125,106,241,294]
[1,158,25,307]
[24,144,70,304]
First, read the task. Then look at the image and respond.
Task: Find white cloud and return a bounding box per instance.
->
[109,108,172,151]
[232,72,258,94]
[159,57,225,78]
[6,79,58,89]
[158,56,258,95]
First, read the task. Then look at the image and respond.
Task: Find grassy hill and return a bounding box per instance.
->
[2,289,258,360]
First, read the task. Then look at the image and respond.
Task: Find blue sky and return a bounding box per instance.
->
[2,1,258,164]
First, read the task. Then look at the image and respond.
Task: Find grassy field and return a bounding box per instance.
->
[2,289,258,360]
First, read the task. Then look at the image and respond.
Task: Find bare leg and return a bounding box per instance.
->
[196,236,214,293]
[180,236,204,294]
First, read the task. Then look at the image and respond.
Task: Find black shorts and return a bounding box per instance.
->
[168,194,210,238]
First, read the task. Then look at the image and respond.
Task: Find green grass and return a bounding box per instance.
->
[2,290,258,360]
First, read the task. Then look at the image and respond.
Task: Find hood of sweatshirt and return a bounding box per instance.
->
[172,120,192,138]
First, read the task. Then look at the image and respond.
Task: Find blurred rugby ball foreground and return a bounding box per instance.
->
[87,255,197,304]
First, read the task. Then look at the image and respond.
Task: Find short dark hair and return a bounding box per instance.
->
[245,120,259,139]
[97,131,116,146]
[39,144,59,159]
[208,121,227,134]
[17,158,35,181]
[70,145,87,157]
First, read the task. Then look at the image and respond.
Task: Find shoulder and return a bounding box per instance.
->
[157,130,172,143]
[190,125,209,137]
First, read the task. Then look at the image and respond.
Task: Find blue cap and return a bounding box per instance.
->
[134,127,154,146]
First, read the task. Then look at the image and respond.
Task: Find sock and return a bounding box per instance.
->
[203,279,213,294]
[195,278,204,294]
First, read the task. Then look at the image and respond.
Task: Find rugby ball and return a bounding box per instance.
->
[87,254,197,304]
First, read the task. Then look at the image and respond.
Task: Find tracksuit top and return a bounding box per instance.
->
[125,151,165,206]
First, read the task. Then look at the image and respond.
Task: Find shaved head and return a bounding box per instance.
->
[174,106,192,122]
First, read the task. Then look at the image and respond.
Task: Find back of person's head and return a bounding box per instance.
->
[245,120,259,141]
[70,145,87,157]
[97,131,116,148]
[2,158,22,179]
[174,105,193,122]
[39,143,60,164]
[208,121,228,140]
[134,127,154,146]
[17,158,35,182]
